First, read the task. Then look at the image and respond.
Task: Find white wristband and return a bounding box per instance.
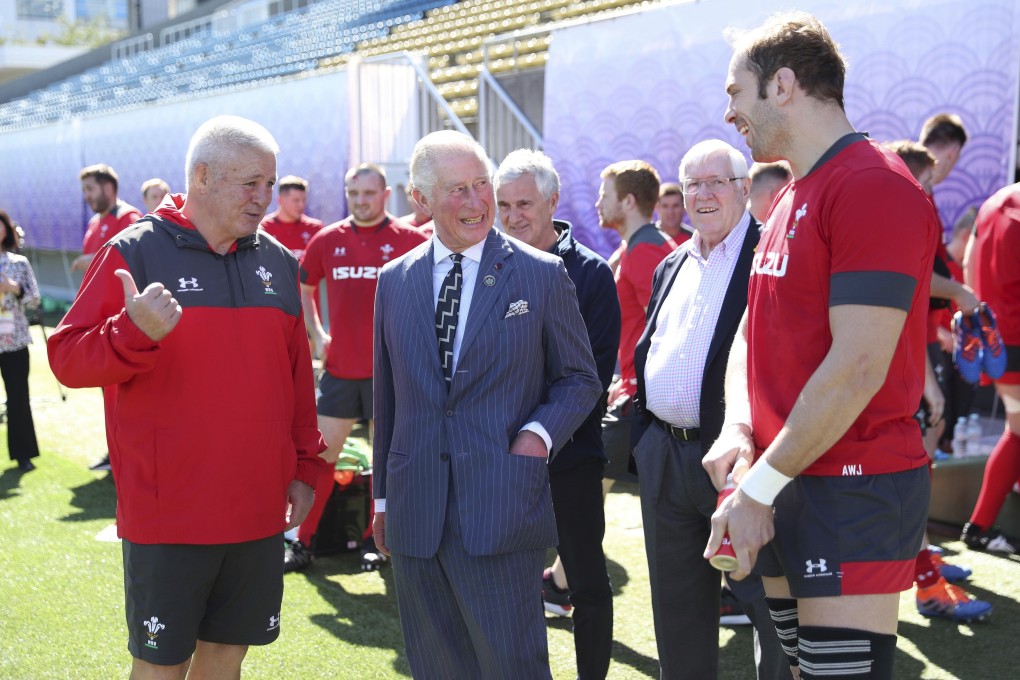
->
[738,460,793,506]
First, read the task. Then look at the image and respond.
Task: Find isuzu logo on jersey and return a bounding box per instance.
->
[333,266,378,280]
[380,243,394,261]
[751,251,789,278]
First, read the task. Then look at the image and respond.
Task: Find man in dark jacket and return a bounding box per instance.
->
[496,149,621,680]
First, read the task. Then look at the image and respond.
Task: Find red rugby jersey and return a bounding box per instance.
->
[260,211,324,259]
[747,138,937,476]
[300,214,426,379]
[973,183,1020,345]
[81,201,142,254]
[615,224,677,397]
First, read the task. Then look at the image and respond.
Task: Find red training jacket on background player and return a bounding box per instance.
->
[614,223,676,398]
[747,138,938,477]
[260,211,324,259]
[300,215,426,380]
[81,200,142,255]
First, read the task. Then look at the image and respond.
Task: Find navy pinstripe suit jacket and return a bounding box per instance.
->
[373,228,602,558]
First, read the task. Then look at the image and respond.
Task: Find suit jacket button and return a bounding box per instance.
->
[445,409,454,417]
[440,453,450,462]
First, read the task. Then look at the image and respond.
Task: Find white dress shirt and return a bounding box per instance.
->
[644,213,750,428]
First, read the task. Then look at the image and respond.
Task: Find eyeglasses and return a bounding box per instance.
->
[680,177,745,195]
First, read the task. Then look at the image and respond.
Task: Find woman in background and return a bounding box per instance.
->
[0,209,41,472]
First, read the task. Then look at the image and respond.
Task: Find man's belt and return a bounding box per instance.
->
[652,416,700,442]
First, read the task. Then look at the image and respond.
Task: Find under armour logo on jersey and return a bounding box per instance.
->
[267,613,280,631]
[334,246,346,256]
[301,231,311,243]
[805,559,827,574]
[176,277,203,292]
[380,243,394,261]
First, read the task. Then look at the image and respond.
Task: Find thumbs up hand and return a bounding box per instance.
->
[114,269,182,342]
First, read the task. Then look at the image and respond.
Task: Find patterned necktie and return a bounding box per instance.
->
[436,253,464,385]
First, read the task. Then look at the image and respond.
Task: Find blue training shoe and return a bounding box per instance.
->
[929,547,972,583]
[952,310,984,385]
[917,578,991,623]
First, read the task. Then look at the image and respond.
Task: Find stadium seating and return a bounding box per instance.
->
[0,0,662,132]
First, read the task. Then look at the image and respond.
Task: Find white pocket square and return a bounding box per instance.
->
[504,300,530,318]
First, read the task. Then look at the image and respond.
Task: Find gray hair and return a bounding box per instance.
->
[494,149,560,199]
[185,116,280,191]
[410,131,491,202]
[678,139,748,182]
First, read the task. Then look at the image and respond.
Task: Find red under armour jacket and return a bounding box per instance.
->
[48,196,327,544]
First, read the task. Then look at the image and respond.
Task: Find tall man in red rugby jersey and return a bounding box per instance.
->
[288,163,426,571]
[706,13,937,679]
[260,175,324,259]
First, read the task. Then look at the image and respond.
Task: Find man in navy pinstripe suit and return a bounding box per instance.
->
[372,130,602,679]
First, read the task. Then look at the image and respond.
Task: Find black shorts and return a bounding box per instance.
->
[753,466,929,598]
[123,534,284,665]
[316,373,372,420]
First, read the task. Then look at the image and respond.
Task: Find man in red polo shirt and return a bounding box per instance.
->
[707,13,937,678]
[73,164,142,275]
[260,175,324,259]
[287,163,426,571]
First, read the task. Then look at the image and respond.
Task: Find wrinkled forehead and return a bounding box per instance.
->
[436,151,489,187]
[497,173,542,200]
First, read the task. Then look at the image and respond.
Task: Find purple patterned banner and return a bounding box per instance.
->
[544,0,1020,256]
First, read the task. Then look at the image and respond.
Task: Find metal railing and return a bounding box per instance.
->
[477,65,542,163]
[350,51,469,211]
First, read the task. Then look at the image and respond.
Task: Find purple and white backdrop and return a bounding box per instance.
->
[543,0,1020,257]
[0,70,349,251]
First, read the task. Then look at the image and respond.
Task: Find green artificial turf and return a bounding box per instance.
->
[1,329,1018,678]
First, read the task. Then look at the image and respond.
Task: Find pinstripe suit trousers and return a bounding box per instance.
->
[391,464,552,680]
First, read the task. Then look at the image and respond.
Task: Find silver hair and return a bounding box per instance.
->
[678,139,749,182]
[185,116,280,191]
[494,149,560,199]
[410,131,491,202]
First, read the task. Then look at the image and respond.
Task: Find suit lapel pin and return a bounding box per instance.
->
[494,262,503,270]
[483,274,496,286]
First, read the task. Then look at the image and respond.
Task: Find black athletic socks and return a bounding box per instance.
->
[798,625,896,679]
[765,597,800,669]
